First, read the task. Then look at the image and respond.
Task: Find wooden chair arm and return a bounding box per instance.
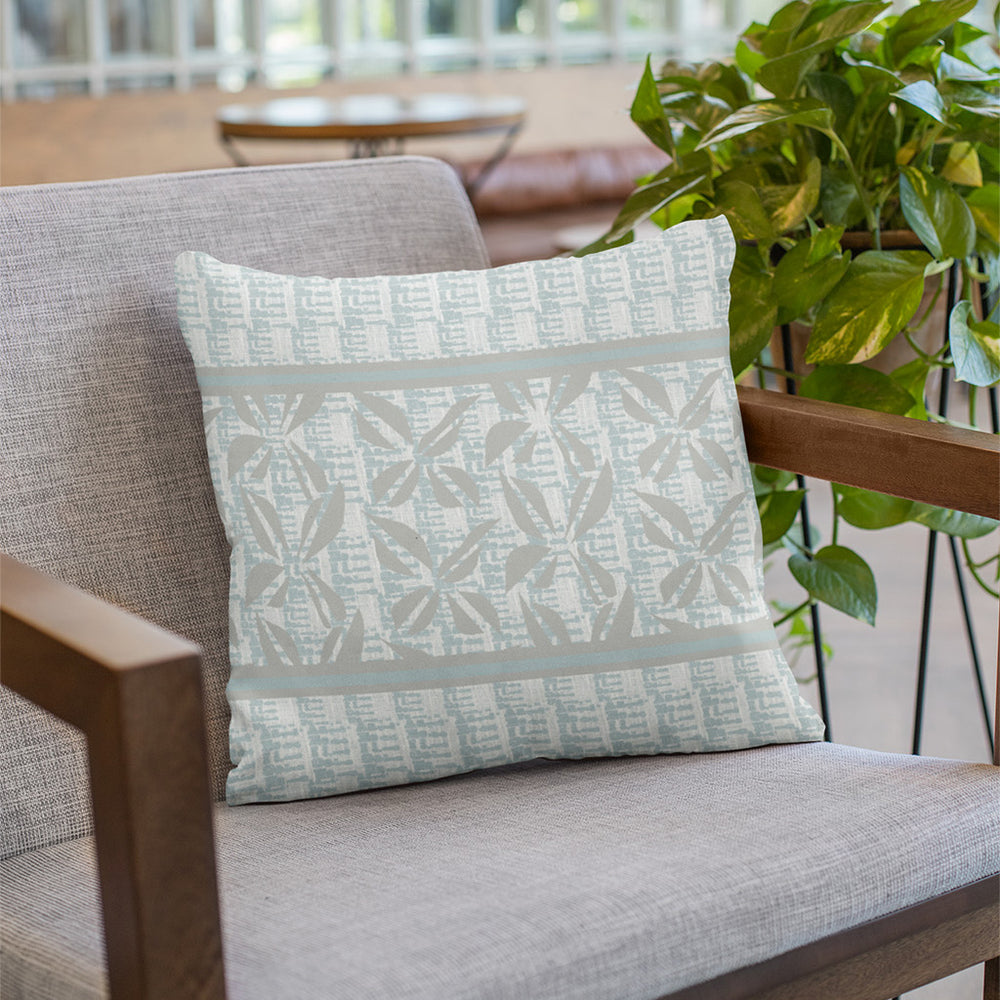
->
[738,386,1000,773]
[737,386,1000,519]
[0,554,227,1000]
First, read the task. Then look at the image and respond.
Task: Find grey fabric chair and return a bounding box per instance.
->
[1,157,997,1000]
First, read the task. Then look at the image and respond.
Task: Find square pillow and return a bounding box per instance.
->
[175,217,823,805]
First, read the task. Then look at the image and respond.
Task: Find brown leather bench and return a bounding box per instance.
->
[460,144,669,264]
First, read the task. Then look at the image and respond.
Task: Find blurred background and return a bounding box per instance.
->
[5,0,995,187]
[4,0,778,99]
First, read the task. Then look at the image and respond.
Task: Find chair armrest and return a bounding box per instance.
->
[737,386,1000,769]
[737,386,1000,519]
[1,554,227,1000]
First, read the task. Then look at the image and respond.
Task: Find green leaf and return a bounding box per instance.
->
[760,156,822,235]
[799,365,916,413]
[941,141,983,187]
[664,191,709,229]
[806,223,846,264]
[835,485,914,529]
[945,81,1000,119]
[753,464,797,492]
[773,230,850,324]
[820,166,865,230]
[967,184,1000,246]
[697,99,834,149]
[794,0,889,47]
[894,80,947,123]
[755,50,824,100]
[736,37,768,80]
[630,56,673,154]
[757,489,805,544]
[703,62,756,109]
[899,167,977,260]
[657,89,729,136]
[757,0,889,97]
[956,31,1000,71]
[757,1,813,58]
[788,544,877,624]
[842,54,903,89]
[950,301,1000,386]
[985,251,1000,305]
[779,519,821,556]
[729,247,778,375]
[891,355,934,418]
[715,180,778,244]
[948,19,989,51]
[886,0,977,67]
[605,167,712,241]
[805,71,856,131]
[807,250,930,364]
[573,229,634,258]
[938,52,1000,83]
[901,43,950,74]
[910,503,999,538]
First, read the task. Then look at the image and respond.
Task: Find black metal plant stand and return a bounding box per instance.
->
[780,323,833,741]
[777,257,997,757]
[911,260,998,759]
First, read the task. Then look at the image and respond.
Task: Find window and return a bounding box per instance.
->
[5,0,995,101]
[12,0,87,66]
[106,0,171,56]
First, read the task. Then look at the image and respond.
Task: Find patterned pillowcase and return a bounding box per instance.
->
[175,217,823,805]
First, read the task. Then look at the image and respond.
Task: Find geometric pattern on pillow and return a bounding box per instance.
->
[175,217,824,805]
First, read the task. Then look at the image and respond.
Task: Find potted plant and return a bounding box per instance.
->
[582,0,999,636]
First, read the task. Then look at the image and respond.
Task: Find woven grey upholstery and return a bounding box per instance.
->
[0,159,490,859]
[2,742,998,1000]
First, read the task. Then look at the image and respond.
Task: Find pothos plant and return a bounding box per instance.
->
[581,0,1000,641]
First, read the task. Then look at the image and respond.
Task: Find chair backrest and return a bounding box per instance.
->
[0,158,491,858]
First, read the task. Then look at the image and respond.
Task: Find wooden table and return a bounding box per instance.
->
[216,93,526,195]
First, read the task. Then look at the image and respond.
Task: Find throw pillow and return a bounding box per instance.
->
[175,217,824,805]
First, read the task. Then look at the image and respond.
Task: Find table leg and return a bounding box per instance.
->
[463,121,524,198]
[219,132,250,168]
[349,137,406,158]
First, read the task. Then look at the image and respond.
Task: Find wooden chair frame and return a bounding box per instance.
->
[3,386,998,1000]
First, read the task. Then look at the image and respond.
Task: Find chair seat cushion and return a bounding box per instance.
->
[2,742,998,1000]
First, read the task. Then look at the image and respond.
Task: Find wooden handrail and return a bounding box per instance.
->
[737,386,1000,520]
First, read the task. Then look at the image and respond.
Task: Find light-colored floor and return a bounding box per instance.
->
[4,70,998,999]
